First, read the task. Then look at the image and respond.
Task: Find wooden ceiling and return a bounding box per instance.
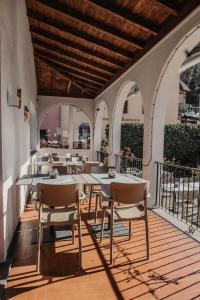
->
[26,0,200,99]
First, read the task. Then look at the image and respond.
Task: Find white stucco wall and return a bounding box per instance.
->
[94,6,200,206]
[37,96,94,128]
[122,93,144,123]
[0,0,37,261]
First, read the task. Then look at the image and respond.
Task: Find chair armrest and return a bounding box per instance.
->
[100,190,112,201]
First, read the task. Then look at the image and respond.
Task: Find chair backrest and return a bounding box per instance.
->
[83,162,100,173]
[52,165,68,175]
[71,156,80,162]
[40,166,51,174]
[37,183,78,207]
[90,165,109,174]
[41,156,49,162]
[110,182,147,205]
[53,156,60,162]
[52,153,58,157]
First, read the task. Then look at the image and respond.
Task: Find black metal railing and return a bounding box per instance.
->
[96,151,108,165]
[115,154,143,177]
[155,162,200,232]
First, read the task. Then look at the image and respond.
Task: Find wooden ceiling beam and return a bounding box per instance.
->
[91,0,160,34]
[156,0,182,13]
[36,54,103,89]
[35,51,108,86]
[71,78,99,92]
[34,49,108,85]
[27,9,134,58]
[35,55,95,97]
[30,25,124,68]
[31,34,116,74]
[34,46,111,81]
[37,0,145,49]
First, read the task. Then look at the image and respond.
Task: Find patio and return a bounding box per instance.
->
[1,0,200,299]
[6,199,200,300]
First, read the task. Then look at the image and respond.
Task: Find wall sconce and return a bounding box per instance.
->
[24,105,30,121]
[7,88,22,109]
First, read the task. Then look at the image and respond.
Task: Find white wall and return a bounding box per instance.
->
[0,0,37,261]
[37,96,94,128]
[122,93,144,123]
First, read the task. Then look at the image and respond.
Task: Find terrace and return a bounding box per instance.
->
[1,1,200,299]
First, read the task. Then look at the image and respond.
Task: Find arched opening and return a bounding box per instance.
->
[94,100,109,160]
[111,81,144,163]
[39,103,93,157]
[151,26,200,165]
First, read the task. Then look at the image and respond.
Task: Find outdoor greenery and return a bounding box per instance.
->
[121,123,200,167]
[121,123,144,158]
[181,63,200,106]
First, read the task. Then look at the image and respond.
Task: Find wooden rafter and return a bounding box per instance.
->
[35,52,106,86]
[34,47,111,81]
[35,55,95,97]
[30,25,125,67]
[31,35,116,74]
[67,80,71,95]
[36,0,145,49]
[26,0,199,99]
[91,0,160,34]
[27,9,134,58]
[36,54,102,90]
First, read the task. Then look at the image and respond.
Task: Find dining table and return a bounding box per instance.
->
[16,172,149,241]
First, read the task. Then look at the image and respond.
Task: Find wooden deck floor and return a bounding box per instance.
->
[5,199,200,300]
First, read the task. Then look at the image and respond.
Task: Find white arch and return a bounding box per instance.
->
[38,103,93,154]
[149,25,200,166]
[93,100,109,153]
[111,80,143,155]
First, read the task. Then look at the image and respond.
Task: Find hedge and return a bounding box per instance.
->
[121,123,200,167]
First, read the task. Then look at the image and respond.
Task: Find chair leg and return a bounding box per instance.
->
[129,220,132,240]
[37,223,42,272]
[88,185,92,218]
[78,219,82,268]
[100,209,105,243]
[72,224,75,244]
[145,217,150,260]
[94,194,99,223]
[110,217,114,265]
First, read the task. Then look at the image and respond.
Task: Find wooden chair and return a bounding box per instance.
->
[90,165,109,222]
[41,156,49,162]
[52,156,60,162]
[37,183,82,271]
[100,182,149,264]
[82,162,100,218]
[52,165,68,175]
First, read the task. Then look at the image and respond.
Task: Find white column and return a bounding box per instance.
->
[68,106,74,151]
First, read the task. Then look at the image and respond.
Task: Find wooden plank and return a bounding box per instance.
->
[33,46,111,80]
[91,0,160,34]
[95,0,200,97]
[67,80,71,95]
[30,25,125,68]
[35,52,106,86]
[27,9,134,58]
[35,56,95,97]
[37,0,145,49]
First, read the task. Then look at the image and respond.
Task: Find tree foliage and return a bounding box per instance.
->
[121,123,200,167]
[180,63,200,106]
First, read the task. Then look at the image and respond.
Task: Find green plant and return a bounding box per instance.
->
[121,123,144,158]
[121,123,200,167]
